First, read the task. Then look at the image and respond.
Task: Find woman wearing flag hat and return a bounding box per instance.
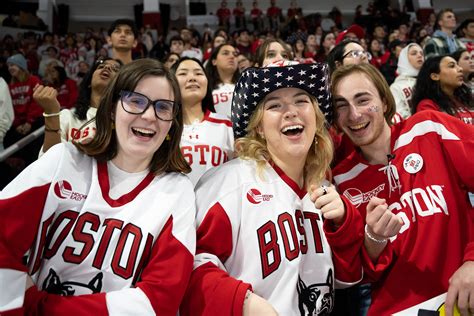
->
[180,61,364,315]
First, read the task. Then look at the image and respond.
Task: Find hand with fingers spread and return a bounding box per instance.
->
[445,261,474,316]
[33,84,61,114]
[364,197,403,261]
[310,184,346,226]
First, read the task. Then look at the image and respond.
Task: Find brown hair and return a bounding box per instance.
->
[331,63,396,124]
[255,38,293,67]
[75,58,191,175]
[435,8,454,30]
[235,93,333,188]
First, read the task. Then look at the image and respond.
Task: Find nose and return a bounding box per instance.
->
[348,104,362,121]
[142,104,157,121]
[103,64,113,71]
[284,104,298,119]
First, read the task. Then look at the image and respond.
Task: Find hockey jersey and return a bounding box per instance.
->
[0,143,196,315]
[39,107,97,157]
[390,75,416,119]
[180,158,363,316]
[212,83,235,118]
[333,111,474,315]
[416,98,474,125]
[180,110,234,186]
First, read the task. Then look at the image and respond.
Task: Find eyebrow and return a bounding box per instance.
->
[334,92,371,102]
[354,92,371,98]
[177,67,203,71]
[265,92,310,103]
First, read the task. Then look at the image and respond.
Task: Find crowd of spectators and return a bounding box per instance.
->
[0,2,473,186]
[0,1,473,315]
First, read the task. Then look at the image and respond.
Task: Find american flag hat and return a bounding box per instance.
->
[231,60,333,138]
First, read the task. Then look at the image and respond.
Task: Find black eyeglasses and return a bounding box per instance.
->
[119,90,177,121]
[342,50,372,61]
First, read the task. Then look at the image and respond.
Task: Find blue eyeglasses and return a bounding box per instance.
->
[119,90,177,121]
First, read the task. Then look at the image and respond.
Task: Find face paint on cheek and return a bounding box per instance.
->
[367,105,380,112]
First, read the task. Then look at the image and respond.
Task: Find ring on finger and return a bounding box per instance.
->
[322,185,328,195]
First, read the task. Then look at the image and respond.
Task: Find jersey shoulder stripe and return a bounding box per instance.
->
[394,119,460,151]
[333,163,368,185]
[204,110,232,127]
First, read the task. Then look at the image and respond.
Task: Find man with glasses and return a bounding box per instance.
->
[327,39,371,74]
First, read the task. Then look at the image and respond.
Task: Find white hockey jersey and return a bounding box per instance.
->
[39,107,97,157]
[0,143,196,315]
[212,83,235,118]
[180,110,234,186]
[180,158,363,316]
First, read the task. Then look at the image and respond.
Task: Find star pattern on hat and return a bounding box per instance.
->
[231,63,333,138]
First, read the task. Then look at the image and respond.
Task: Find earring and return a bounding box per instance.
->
[314,136,318,145]
[111,121,115,129]
[260,133,265,140]
[166,134,171,141]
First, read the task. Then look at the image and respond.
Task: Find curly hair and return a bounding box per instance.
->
[74,57,123,121]
[411,55,473,115]
[235,95,333,188]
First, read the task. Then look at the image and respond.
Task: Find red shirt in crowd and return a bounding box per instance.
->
[9,75,43,127]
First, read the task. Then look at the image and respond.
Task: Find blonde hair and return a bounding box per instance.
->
[235,95,333,188]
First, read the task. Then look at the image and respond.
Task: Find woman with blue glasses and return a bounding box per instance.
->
[0,59,196,315]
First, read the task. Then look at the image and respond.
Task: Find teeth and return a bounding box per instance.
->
[350,123,367,130]
[281,125,303,133]
[132,127,155,135]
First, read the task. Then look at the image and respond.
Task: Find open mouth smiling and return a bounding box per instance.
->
[281,124,304,136]
[132,127,156,138]
[349,122,369,131]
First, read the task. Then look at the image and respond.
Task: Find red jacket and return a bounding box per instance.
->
[9,75,42,127]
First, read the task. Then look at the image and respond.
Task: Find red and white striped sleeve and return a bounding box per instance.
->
[0,144,66,315]
[180,166,252,316]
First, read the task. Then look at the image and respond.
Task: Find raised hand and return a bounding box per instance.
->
[365,197,403,241]
[310,184,346,226]
[33,84,60,114]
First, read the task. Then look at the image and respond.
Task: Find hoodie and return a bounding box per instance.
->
[390,43,422,119]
